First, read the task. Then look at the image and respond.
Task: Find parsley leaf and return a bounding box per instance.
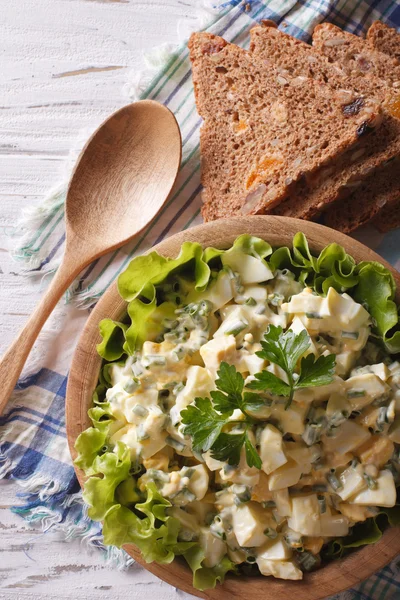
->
[247,371,291,397]
[215,362,243,402]
[250,324,336,408]
[256,325,310,373]
[181,363,263,469]
[180,324,336,468]
[211,432,245,466]
[180,397,227,452]
[210,390,236,415]
[296,353,336,388]
[244,435,262,469]
[210,364,264,417]
[242,392,266,413]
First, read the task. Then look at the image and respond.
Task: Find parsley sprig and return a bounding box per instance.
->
[180,362,263,469]
[180,325,335,469]
[248,325,336,408]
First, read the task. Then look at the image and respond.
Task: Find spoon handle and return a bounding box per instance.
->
[0,253,83,415]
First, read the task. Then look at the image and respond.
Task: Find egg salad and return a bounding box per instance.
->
[75,234,400,590]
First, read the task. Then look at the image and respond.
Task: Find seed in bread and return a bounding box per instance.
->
[189,32,383,221]
[312,22,400,87]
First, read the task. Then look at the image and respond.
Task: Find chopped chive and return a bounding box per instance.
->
[245,297,257,306]
[326,472,343,491]
[261,500,276,508]
[166,436,185,452]
[375,407,388,431]
[182,467,195,479]
[341,331,359,340]
[142,355,167,367]
[232,484,251,504]
[224,319,248,336]
[347,390,366,398]
[123,378,139,393]
[296,551,320,571]
[363,473,378,490]
[317,494,327,514]
[302,423,322,446]
[132,404,148,417]
[171,488,196,503]
[173,382,185,395]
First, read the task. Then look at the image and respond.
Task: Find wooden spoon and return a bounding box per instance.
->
[0,100,181,414]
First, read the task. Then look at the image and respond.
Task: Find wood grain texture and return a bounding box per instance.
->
[0,1,195,597]
[66,216,400,600]
[0,100,181,415]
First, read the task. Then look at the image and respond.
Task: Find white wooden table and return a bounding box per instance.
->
[0,1,199,597]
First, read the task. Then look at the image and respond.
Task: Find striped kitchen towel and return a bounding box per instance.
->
[2,1,400,598]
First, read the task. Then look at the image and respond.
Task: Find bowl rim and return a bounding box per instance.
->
[66,215,400,600]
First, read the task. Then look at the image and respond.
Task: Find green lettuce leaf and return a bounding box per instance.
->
[83,443,131,520]
[203,233,272,265]
[117,242,210,302]
[97,319,128,361]
[74,393,116,475]
[103,483,195,564]
[92,382,108,404]
[270,232,400,353]
[124,300,176,355]
[322,505,400,559]
[100,362,124,387]
[74,427,109,475]
[354,262,400,353]
[184,545,237,591]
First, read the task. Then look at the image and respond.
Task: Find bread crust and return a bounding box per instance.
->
[367,21,400,61]
[189,32,383,222]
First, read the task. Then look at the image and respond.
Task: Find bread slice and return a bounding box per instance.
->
[367,22,400,233]
[312,22,400,232]
[312,22,400,86]
[367,21,400,61]
[374,188,400,232]
[248,23,399,221]
[322,159,400,233]
[188,32,383,221]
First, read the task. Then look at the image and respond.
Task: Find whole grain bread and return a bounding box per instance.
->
[249,23,399,221]
[367,22,400,233]
[312,22,400,87]
[322,159,400,233]
[367,21,400,61]
[374,183,400,231]
[188,32,382,221]
[312,22,400,232]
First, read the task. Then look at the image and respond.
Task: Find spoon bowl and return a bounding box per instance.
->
[0,100,181,414]
[66,101,181,255]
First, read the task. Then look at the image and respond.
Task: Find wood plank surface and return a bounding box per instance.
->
[0,1,197,598]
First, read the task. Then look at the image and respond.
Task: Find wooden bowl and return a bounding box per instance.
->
[66,216,400,600]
